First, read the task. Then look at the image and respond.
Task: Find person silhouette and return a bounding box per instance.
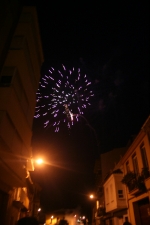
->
[123,217,132,225]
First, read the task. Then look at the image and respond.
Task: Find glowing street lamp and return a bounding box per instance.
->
[89,194,94,199]
[36,158,43,165]
[89,194,100,211]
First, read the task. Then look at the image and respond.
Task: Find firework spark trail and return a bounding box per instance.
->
[34,64,94,132]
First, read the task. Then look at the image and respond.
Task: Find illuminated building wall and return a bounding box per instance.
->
[121,115,150,225]
[93,147,128,225]
[101,116,150,225]
[0,2,44,224]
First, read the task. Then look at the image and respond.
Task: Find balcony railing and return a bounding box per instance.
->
[121,168,150,193]
[96,207,106,217]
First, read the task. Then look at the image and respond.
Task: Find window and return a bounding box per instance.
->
[0,67,17,87]
[126,161,130,173]
[105,188,109,205]
[132,153,139,176]
[110,184,113,202]
[0,76,12,86]
[118,190,123,198]
[140,143,149,168]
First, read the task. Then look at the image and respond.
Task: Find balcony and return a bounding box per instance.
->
[96,206,106,218]
[104,173,127,213]
[121,169,150,195]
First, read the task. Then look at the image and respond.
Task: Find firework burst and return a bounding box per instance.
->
[34,64,94,132]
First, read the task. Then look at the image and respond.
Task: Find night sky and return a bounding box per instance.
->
[23,0,149,216]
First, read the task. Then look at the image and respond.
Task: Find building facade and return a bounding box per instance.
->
[103,169,128,225]
[120,115,150,225]
[0,2,44,224]
[93,115,150,225]
[93,116,150,225]
[93,148,127,225]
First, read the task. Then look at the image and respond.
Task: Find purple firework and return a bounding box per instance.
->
[34,64,94,132]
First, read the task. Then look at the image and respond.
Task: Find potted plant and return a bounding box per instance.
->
[121,171,137,191]
[121,171,147,193]
[121,171,136,184]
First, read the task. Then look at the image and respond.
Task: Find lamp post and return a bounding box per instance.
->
[89,194,100,225]
[31,159,44,219]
